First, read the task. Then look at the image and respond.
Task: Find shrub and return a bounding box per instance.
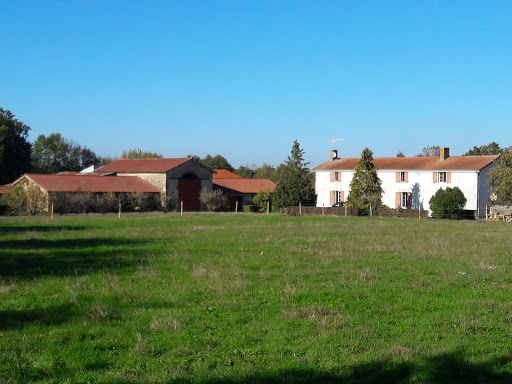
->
[165,193,177,212]
[49,192,69,215]
[67,193,97,214]
[127,192,160,212]
[429,187,467,219]
[1,184,26,216]
[199,190,229,212]
[99,192,119,214]
[243,205,260,213]
[25,184,46,215]
[253,190,271,213]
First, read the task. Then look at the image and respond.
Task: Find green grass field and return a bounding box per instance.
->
[1,213,512,383]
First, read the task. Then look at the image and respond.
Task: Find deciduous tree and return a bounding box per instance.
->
[235,166,255,179]
[0,107,32,184]
[488,154,512,204]
[32,133,98,173]
[121,149,163,159]
[417,146,440,157]
[464,142,511,156]
[201,154,234,171]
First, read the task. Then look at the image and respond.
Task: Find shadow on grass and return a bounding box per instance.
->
[0,303,79,330]
[163,352,512,384]
[0,225,88,233]
[0,238,150,279]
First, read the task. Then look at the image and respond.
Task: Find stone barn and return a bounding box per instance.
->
[95,158,214,211]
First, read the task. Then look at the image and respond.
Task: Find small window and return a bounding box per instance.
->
[400,172,405,182]
[333,172,339,181]
[438,172,447,183]
[400,192,408,209]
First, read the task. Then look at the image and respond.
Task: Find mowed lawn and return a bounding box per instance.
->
[1,214,512,383]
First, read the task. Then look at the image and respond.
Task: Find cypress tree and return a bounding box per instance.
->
[272,140,316,209]
[347,147,382,213]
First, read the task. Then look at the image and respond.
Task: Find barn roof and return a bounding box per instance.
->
[0,185,12,194]
[314,155,499,171]
[23,174,160,193]
[95,158,192,173]
[214,179,275,194]
[213,169,243,179]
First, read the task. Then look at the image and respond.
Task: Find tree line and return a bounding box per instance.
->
[3,105,512,213]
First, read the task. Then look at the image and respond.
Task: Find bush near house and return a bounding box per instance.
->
[199,189,229,212]
[253,190,271,213]
[429,187,467,219]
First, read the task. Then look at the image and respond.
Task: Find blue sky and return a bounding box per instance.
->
[2,1,512,168]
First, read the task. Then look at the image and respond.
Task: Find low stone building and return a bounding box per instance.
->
[95,158,214,211]
[9,173,161,213]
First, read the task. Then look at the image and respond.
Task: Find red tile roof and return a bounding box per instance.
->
[95,158,191,173]
[213,169,243,179]
[0,185,12,194]
[24,174,160,193]
[214,179,275,194]
[314,155,499,171]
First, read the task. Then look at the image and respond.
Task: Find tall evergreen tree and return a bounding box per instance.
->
[272,140,315,209]
[0,107,32,184]
[347,147,382,213]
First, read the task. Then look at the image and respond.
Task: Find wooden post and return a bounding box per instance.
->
[344,204,347,217]
[369,203,372,217]
[235,200,238,214]
[118,202,121,219]
[299,202,302,216]
[181,201,184,216]
[51,203,54,220]
[485,204,488,221]
[418,204,421,219]
[266,201,270,214]
[322,203,324,216]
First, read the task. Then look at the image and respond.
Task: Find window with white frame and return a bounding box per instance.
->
[400,172,406,182]
[400,192,408,209]
[438,172,447,183]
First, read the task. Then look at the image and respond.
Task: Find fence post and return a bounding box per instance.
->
[299,202,302,216]
[485,204,488,221]
[51,203,54,220]
[266,201,270,214]
[322,203,324,216]
[181,201,184,216]
[235,200,238,214]
[118,202,121,219]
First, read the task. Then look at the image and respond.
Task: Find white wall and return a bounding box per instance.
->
[315,168,489,216]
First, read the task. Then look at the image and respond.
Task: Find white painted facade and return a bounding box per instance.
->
[314,156,497,218]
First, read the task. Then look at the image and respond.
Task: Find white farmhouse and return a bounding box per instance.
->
[313,148,498,218]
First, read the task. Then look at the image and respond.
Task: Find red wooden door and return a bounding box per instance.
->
[179,179,202,212]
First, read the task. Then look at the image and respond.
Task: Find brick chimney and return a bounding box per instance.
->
[440,147,450,161]
[329,149,338,162]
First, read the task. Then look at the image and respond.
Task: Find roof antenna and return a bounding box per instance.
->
[328,139,344,161]
[328,138,344,148]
